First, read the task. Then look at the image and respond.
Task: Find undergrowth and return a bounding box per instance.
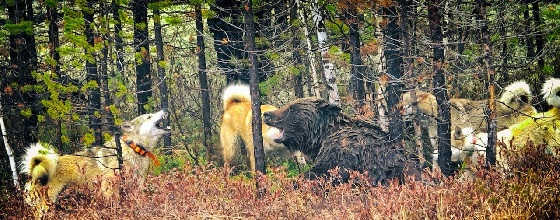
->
[1,143,559,219]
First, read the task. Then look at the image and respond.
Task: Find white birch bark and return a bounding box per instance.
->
[0,92,20,189]
[373,16,389,131]
[312,0,339,105]
[296,0,321,98]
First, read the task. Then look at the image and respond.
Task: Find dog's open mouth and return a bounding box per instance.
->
[268,126,284,143]
[155,114,171,131]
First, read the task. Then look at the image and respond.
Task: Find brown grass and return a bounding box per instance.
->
[2,143,559,219]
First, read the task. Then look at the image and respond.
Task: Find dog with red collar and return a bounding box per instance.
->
[21,110,169,217]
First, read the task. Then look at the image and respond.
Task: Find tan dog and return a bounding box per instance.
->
[401,81,537,149]
[510,78,560,155]
[220,84,305,172]
[21,110,169,217]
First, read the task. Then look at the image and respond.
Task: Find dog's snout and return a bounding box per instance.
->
[263,112,272,122]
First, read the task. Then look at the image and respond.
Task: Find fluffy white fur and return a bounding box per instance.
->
[20,143,58,177]
[461,127,513,167]
[222,84,251,110]
[499,80,532,104]
[542,78,560,108]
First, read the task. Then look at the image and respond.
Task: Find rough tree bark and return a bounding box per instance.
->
[244,0,266,196]
[383,6,404,143]
[373,13,388,130]
[3,0,39,152]
[348,10,366,107]
[153,6,171,153]
[195,4,213,158]
[401,0,427,166]
[290,1,304,98]
[313,0,339,105]
[47,0,63,148]
[429,0,453,176]
[84,0,102,145]
[111,0,125,80]
[478,0,497,166]
[498,2,509,85]
[47,1,60,76]
[296,0,321,98]
[532,1,544,69]
[524,5,535,59]
[133,0,152,114]
[100,1,114,134]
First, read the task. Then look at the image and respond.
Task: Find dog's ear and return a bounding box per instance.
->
[121,122,133,133]
[453,126,463,139]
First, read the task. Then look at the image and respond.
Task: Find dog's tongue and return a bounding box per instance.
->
[266,127,284,140]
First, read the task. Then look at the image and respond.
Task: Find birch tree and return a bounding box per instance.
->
[296,0,321,98]
[312,0,339,105]
[0,92,19,189]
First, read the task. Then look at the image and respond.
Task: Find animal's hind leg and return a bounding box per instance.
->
[220,125,237,169]
[242,133,256,172]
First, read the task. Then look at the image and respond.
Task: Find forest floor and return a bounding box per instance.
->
[1,144,559,219]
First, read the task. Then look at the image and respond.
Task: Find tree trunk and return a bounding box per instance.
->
[0,92,19,189]
[99,1,114,135]
[244,0,266,197]
[313,0,339,105]
[111,0,125,80]
[3,0,39,152]
[24,0,37,70]
[290,2,304,98]
[153,7,172,153]
[478,0,497,166]
[47,0,63,148]
[498,3,509,85]
[429,0,453,176]
[349,11,366,107]
[133,0,152,114]
[195,4,213,159]
[524,5,535,59]
[401,0,426,166]
[383,6,404,143]
[47,1,60,76]
[84,1,102,146]
[373,14,388,130]
[532,1,544,69]
[296,0,321,98]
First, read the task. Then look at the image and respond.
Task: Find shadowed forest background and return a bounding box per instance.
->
[1,0,560,218]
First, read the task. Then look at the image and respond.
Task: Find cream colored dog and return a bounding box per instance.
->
[21,110,169,217]
[220,84,305,172]
[401,81,537,149]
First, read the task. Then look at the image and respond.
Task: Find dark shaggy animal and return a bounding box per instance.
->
[263,98,409,184]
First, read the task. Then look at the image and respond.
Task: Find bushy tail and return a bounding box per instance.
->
[500,80,532,106]
[222,84,251,111]
[542,78,560,108]
[21,143,59,186]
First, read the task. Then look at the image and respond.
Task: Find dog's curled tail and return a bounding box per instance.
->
[222,84,251,111]
[500,80,532,106]
[21,143,59,186]
[542,78,560,108]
